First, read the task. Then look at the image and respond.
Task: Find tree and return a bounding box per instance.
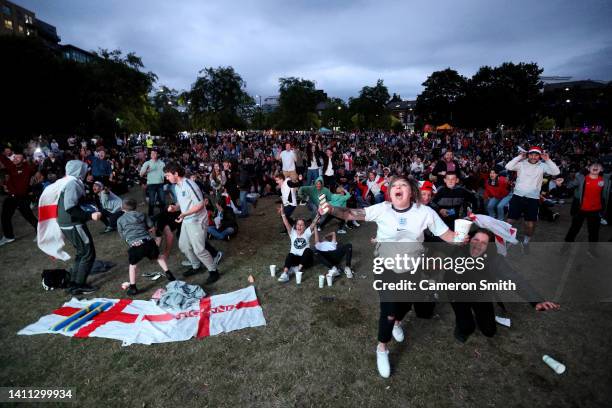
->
[349,79,391,129]
[320,97,349,129]
[186,66,254,130]
[415,68,467,126]
[276,77,324,130]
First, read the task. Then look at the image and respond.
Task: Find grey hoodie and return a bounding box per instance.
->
[57,160,90,227]
[117,210,154,246]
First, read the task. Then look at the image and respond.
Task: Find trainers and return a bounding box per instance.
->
[392,324,405,342]
[0,236,15,246]
[205,270,220,284]
[214,251,224,266]
[165,271,176,281]
[344,266,353,279]
[327,267,340,277]
[183,267,203,277]
[337,229,347,234]
[353,221,360,227]
[127,284,138,296]
[552,213,560,222]
[376,348,391,378]
[601,218,608,226]
[277,272,290,283]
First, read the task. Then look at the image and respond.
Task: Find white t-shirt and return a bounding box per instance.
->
[365,201,448,242]
[174,179,206,224]
[289,228,312,256]
[315,240,337,252]
[280,150,297,172]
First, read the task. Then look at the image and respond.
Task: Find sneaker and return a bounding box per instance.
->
[183,267,203,277]
[344,266,353,279]
[225,235,231,242]
[601,218,608,226]
[352,221,360,227]
[337,229,347,234]
[392,324,405,342]
[327,267,340,278]
[0,236,15,246]
[165,271,176,281]
[376,348,391,378]
[205,270,220,284]
[71,283,99,295]
[277,272,290,283]
[299,201,307,206]
[127,284,138,296]
[214,251,224,266]
[552,213,560,222]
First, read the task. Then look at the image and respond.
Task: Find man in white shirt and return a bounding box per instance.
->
[277,142,297,181]
[164,162,219,284]
[505,146,560,252]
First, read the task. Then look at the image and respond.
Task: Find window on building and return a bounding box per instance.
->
[4,19,13,30]
[2,5,11,15]
[24,15,33,24]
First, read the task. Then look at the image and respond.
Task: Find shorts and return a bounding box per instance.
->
[283,170,298,182]
[507,195,539,221]
[155,211,180,236]
[128,239,159,265]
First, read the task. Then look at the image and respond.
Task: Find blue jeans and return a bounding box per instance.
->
[239,190,257,216]
[488,194,512,220]
[146,184,165,216]
[306,168,320,185]
[207,226,235,240]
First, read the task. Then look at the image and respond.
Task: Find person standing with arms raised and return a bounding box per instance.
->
[164,162,220,284]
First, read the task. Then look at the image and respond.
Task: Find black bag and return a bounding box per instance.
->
[41,269,70,291]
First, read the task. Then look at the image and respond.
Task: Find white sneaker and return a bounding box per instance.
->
[277,272,290,283]
[181,260,202,267]
[0,237,15,246]
[353,221,360,227]
[327,267,340,277]
[392,324,405,342]
[337,229,347,234]
[601,218,608,226]
[344,266,353,279]
[376,348,391,378]
[214,251,224,265]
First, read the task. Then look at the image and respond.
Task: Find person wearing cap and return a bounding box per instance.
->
[484,166,511,220]
[92,181,124,233]
[505,146,560,252]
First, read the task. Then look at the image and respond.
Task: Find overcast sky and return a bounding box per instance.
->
[19,0,612,100]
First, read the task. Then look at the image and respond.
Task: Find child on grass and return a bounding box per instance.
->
[117,198,175,295]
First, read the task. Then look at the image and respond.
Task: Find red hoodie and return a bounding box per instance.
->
[484,176,510,200]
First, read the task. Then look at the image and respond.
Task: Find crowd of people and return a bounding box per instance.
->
[1,128,610,377]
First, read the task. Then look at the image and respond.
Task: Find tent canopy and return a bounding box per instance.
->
[319,127,332,133]
[436,123,453,130]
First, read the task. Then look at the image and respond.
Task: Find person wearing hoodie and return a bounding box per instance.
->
[58,160,103,295]
[298,176,332,224]
[92,181,123,233]
[117,198,175,296]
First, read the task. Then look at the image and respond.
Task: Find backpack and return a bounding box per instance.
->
[41,269,70,291]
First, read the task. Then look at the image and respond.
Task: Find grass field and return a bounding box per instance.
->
[1,191,611,407]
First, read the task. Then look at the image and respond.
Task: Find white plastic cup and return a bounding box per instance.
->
[542,355,566,374]
[454,219,473,242]
[326,274,333,287]
[295,271,303,285]
[319,275,325,288]
[270,265,276,277]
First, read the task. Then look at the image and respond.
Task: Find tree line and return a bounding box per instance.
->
[2,35,609,141]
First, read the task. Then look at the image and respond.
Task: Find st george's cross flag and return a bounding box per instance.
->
[18,286,266,346]
[36,176,76,261]
[468,213,518,256]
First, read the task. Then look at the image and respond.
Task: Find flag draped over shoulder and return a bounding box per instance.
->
[37,176,76,261]
[468,213,518,256]
[18,286,266,346]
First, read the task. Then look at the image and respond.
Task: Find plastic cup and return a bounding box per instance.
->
[542,355,566,374]
[319,275,325,288]
[454,219,473,242]
[270,265,276,277]
[326,274,333,287]
[295,271,303,285]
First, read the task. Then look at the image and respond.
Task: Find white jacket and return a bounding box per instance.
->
[505,155,560,199]
[280,179,297,207]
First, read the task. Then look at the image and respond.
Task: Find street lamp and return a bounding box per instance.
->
[255,95,262,129]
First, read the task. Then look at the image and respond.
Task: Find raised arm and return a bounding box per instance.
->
[278,205,292,234]
[309,213,321,232]
[323,204,366,221]
[505,154,525,171]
